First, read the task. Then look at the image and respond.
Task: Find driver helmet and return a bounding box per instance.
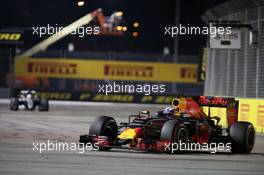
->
[163,106,175,115]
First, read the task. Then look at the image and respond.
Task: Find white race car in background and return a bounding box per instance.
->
[10,90,49,111]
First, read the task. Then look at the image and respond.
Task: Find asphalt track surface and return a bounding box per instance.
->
[0,101,264,175]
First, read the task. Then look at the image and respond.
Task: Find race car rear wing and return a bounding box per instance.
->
[194,96,239,128]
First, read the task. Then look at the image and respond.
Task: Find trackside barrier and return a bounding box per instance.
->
[14,57,198,83]
[237,98,264,134]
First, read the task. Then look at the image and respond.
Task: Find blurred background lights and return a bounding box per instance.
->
[77,0,85,7]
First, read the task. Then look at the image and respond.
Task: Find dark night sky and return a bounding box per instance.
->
[0,0,227,55]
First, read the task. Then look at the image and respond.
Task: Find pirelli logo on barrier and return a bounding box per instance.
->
[0,33,22,41]
[27,61,77,76]
[104,65,153,78]
[15,58,198,83]
[239,104,250,121]
[257,105,264,128]
[180,67,196,79]
[236,98,264,133]
[0,32,23,44]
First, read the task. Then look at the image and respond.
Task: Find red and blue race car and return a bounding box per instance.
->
[80,96,255,154]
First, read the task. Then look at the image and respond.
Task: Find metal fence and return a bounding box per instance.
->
[202,0,264,98]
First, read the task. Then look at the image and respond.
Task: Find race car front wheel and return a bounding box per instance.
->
[229,121,255,154]
[10,98,19,111]
[160,120,189,153]
[89,116,118,151]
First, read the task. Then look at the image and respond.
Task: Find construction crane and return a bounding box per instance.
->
[17,9,125,58]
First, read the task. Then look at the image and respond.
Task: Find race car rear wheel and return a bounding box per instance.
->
[38,99,49,111]
[89,116,118,151]
[229,121,255,154]
[160,120,188,153]
[10,97,19,111]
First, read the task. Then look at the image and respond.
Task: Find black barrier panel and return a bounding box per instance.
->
[12,89,185,104]
[36,91,179,104]
[12,77,204,96]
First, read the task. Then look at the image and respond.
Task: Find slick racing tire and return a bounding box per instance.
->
[160,120,188,153]
[38,99,49,111]
[89,116,118,151]
[10,97,19,111]
[230,121,255,154]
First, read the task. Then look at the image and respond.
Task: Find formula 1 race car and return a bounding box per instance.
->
[10,90,49,111]
[80,96,255,154]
